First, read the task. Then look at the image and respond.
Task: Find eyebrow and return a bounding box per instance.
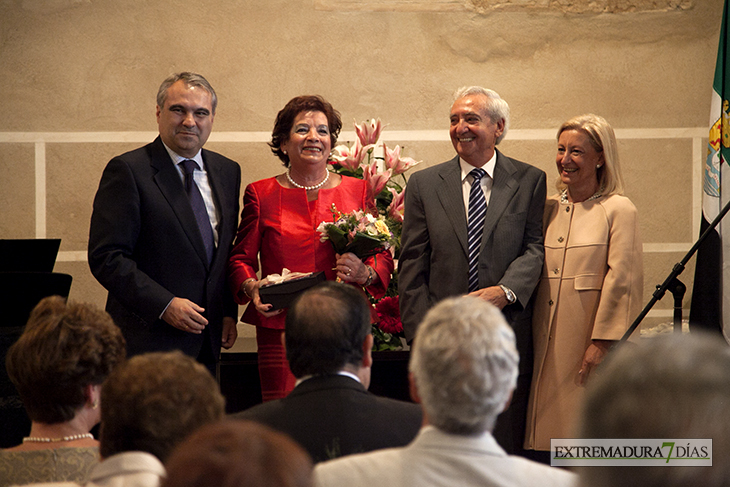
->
[168,104,210,114]
[294,123,329,131]
[451,111,481,118]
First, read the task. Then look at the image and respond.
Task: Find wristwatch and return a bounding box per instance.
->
[499,285,517,305]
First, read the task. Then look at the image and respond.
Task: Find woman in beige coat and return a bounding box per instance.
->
[524,114,643,452]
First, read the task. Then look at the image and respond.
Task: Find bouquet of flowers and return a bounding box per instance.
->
[327,119,420,351]
[316,204,393,259]
[329,119,419,258]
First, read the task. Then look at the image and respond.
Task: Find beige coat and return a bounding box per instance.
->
[524,193,643,450]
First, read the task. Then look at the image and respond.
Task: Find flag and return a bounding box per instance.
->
[690,0,730,340]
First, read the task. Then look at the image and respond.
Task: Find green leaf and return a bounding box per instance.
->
[344,232,387,259]
[325,225,350,254]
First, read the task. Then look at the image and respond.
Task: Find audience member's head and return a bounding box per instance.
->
[163,420,313,487]
[579,333,730,487]
[6,295,126,425]
[409,296,518,435]
[100,350,225,462]
[285,281,372,380]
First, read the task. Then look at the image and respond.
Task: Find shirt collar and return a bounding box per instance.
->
[295,371,362,388]
[459,151,496,183]
[161,141,204,168]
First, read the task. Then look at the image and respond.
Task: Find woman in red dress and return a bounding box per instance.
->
[228,96,393,401]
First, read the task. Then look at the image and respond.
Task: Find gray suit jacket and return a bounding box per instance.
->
[398,151,545,372]
[313,426,577,487]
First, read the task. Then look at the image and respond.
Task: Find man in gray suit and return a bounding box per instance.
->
[398,86,546,454]
[314,296,575,487]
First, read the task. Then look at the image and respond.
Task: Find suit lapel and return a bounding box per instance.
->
[150,138,210,268]
[435,156,469,255]
[481,150,518,251]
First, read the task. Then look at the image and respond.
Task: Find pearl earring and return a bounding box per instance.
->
[597,164,602,168]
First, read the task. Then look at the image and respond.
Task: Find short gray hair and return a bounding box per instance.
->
[453,86,510,144]
[409,296,518,435]
[579,333,730,487]
[156,72,218,114]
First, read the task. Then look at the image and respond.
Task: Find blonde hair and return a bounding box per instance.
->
[556,114,624,196]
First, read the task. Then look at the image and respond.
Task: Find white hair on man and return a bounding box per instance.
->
[453,86,510,144]
[409,295,519,435]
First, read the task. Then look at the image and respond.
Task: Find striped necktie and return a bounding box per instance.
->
[467,167,487,292]
[181,159,214,264]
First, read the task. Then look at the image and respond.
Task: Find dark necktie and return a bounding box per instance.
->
[467,167,487,292]
[181,159,214,264]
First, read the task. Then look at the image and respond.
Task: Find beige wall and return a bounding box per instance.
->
[1,0,722,335]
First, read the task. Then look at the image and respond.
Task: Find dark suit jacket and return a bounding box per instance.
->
[398,151,546,374]
[88,137,241,359]
[231,375,423,463]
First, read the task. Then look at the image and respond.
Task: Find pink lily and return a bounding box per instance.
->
[387,187,405,223]
[355,118,383,146]
[363,162,392,196]
[384,143,420,175]
[330,139,373,172]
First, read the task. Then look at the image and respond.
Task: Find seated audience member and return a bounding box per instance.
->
[233,281,422,463]
[314,296,577,487]
[578,333,730,487]
[163,420,313,487]
[0,296,126,487]
[89,351,226,487]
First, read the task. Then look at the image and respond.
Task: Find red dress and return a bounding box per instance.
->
[228,175,393,400]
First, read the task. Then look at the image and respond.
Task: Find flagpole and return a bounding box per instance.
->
[621,194,730,342]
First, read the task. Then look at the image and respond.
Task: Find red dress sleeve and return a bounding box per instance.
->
[228,176,394,330]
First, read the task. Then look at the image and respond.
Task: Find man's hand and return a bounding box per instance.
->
[221,316,238,349]
[162,297,208,334]
[468,285,509,310]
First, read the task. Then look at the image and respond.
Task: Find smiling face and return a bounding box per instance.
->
[156,80,214,158]
[280,110,331,171]
[449,94,504,167]
[556,129,603,198]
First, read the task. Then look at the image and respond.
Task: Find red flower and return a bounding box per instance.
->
[375,296,403,334]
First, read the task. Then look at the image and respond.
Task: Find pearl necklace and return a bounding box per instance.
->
[286,168,329,191]
[560,189,603,204]
[23,433,94,443]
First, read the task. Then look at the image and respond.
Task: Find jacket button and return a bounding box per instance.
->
[566,207,570,212]
[549,299,554,306]
[552,268,559,274]
[557,236,564,243]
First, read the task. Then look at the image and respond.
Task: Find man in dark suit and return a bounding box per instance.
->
[398,86,546,455]
[88,72,241,373]
[233,281,422,463]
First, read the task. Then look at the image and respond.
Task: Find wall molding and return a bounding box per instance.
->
[1,127,707,261]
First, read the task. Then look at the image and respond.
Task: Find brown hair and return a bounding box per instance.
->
[100,351,225,462]
[6,296,126,424]
[269,95,342,166]
[163,420,313,487]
